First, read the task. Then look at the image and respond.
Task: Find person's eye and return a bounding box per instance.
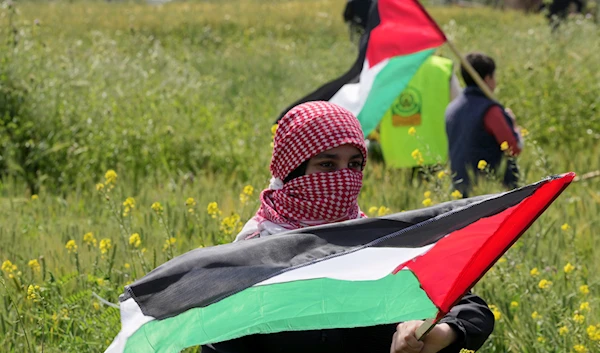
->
[349,161,362,170]
[319,162,335,168]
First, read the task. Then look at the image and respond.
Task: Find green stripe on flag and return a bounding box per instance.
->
[124,270,437,353]
[358,48,436,137]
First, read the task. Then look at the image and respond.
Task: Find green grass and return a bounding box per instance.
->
[0,0,599,352]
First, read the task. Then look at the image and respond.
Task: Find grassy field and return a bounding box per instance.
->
[1,0,600,352]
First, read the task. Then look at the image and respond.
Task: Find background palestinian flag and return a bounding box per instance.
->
[275,0,447,136]
[105,174,573,353]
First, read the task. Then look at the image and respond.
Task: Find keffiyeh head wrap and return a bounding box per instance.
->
[269,101,367,181]
[248,101,367,235]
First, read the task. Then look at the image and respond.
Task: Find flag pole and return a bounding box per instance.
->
[415,318,436,341]
[444,39,497,101]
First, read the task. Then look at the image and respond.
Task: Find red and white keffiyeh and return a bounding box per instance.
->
[237,101,367,240]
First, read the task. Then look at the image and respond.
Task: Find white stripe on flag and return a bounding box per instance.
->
[104,297,155,353]
[256,245,434,286]
[329,59,388,117]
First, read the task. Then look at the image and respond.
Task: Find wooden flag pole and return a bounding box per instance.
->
[574,170,600,182]
[415,318,436,341]
[445,39,497,101]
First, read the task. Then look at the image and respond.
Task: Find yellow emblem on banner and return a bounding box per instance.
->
[391,86,422,126]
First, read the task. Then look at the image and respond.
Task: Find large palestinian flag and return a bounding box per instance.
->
[276,0,447,136]
[106,173,573,353]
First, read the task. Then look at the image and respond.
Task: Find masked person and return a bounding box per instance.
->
[204,101,494,353]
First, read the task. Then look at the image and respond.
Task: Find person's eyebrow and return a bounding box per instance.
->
[312,153,339,160]
[350,153,363,159]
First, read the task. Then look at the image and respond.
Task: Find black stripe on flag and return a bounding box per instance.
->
[274,0,381,122]
[126,180,542,320]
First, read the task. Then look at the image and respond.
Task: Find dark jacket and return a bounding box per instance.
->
[202,292,494,353]
[445,86,519,196]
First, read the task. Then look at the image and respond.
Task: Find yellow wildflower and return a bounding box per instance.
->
[424,191,431,199]
[573,344,587,353]
[408,127,417,136]
[28,259,40,272]
[104,169,117,184]
[586,325,600,341]
[163,237,177,251]
[531,311,541,320]
[537,336,546,344]
[510,301,519,309]
[498,257,507,263]
[185,198,197,207]
[437,171,446,179]
[123,197,135,210]
[586,325,596,338]
[96,183,105,191]
[240,193,250,205]
[521,128,529,137]
[564,262,575,274]
[451,190,463,199]
[65,240,78,254]
[368,206,378,215]
[530,267,540,277]
[270,124,279,148]
[96,278,105,286]
[99,238,112,255]
[488,304,501,320]
[141,248,147,254]
[31,194,39,201]
[411,149,422,161]
[61,308,69,320]
[207,202,222,219]
[151,202,164,214]
[243,185,254,196]
[500,141,509,151]
[422,198,432,207]
[580,285,590,295]
[93,301,101,311]
[124,263,131,269]
[377,206,391,217]
[559,326,569,336]
[573,313,585,324]
[561,223,571,231]
[538,279,552,289]
[83,232,97,247]
[240,185,254,205]
[2,260,18,275]
[27,284,41,302]
[220,214,241,235]
[129,233,141,248]
[477,160,488,170]
[580,302,590,311]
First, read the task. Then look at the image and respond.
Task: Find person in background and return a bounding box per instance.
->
[203,101,495,353]
[445,52,522,198]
